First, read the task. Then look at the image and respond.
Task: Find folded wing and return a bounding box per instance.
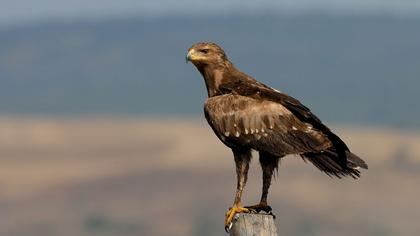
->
[204,94,332,156]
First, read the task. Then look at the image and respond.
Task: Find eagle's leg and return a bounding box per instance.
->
[245,152,280,213]
[225,148,252,230]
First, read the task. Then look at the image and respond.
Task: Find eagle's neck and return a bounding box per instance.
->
[197,62,237,97]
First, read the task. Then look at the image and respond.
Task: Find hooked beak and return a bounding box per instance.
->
[186,50,193,63]
[186,49,202,63]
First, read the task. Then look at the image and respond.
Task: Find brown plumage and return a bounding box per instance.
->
[186,42,368,230]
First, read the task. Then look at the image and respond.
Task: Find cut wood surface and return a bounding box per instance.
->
[229,213,278,236]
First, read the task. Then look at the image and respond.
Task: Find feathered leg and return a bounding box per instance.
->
[246,152,280,213]
[224,148,252,231]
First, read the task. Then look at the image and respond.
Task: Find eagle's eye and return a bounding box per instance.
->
[200,49,210,54]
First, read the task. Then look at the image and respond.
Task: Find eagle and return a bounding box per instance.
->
[186,42,368,230]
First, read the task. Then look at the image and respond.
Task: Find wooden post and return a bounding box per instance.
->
[229,213,278,236]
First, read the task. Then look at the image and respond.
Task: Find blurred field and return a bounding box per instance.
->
[0,118,419,236]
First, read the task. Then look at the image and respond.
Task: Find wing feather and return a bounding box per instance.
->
[204,94,332,155]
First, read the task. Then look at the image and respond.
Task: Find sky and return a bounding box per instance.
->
[1,0,420,27]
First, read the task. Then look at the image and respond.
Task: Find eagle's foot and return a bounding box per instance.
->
[224,204,249,232]
[245,202,272,213]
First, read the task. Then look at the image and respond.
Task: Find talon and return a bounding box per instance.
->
[271,212,276,219]
[224,204,249,230]
[225,222,233,233]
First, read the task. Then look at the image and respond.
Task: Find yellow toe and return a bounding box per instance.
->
[224,204,249,227]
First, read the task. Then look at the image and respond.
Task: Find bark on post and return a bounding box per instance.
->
[229,213,278,236]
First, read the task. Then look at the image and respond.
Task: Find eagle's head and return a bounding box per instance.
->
[186,42,229,68]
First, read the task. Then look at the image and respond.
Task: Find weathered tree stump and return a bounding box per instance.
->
[229,213,278,236]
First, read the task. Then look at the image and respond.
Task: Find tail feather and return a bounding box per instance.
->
[347,151,368,169]
[302,149,368,179]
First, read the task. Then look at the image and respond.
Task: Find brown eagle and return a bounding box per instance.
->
[186,42,368,230]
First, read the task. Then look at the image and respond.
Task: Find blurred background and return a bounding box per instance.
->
[1,1,420,235]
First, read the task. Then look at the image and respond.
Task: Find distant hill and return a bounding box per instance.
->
[0,14,419,127]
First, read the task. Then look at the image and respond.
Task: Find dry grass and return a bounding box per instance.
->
[0,118,418,236]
